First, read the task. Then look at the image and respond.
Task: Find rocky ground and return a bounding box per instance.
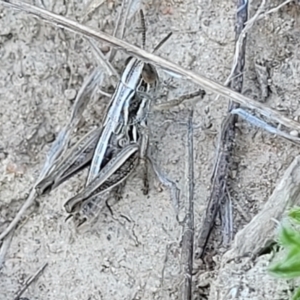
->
[1,0,300,299]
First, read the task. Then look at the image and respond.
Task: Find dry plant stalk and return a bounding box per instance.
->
[180,110,195,300]
[196,0,248,259]
[2,0,300,132]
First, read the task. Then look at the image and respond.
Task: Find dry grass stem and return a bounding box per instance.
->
[196,0,248,258]
[180,110,195,300]
[2,0,300,132]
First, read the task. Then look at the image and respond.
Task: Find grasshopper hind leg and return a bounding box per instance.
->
[104,182,126,216]
[113,182,126,203]
[68,183,125,229]
[65,194,108,230]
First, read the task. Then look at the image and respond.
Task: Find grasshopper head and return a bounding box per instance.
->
[142,63,158,84]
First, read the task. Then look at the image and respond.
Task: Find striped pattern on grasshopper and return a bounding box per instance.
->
[35,10,166,227]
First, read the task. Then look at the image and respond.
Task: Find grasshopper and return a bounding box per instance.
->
[65,123,147,227]
[86,10,159,185]
[64,121,147,227]
[35,10,169,227]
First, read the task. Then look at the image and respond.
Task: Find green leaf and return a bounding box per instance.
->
[269,254,300,278]
[277,224,300,249]
[289,207,300,225]
[292,287,300,300]
[286,246,300,262]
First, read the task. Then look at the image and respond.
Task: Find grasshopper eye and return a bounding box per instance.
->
[142,63,158,84]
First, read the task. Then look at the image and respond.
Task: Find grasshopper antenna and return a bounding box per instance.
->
[153,32,173,53]
[139,9,146,49]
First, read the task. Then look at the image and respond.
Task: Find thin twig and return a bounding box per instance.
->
[225,0,265,86]
[2,0,300,132]
[196,0,248,258]
[246,0,293,24]
[225,0,293,87]
[153,90,206,111]
[152,32,173,54]
[180,110,195,300]
[14,262,48,300]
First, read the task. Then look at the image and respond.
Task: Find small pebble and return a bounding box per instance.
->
[6,161,26,176]
[290,130,299,137]
[64,89,77,101]
[107,0,114,10]
[157,183,163,192]
[231,170,237,179]
[170,158,178,164]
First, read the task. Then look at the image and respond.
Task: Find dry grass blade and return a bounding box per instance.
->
[2,0,300,132]
[196,0,248,258]
[48,67,102,172]
[180,110,195,300]
[231,108,300,145]
[225,0,293,88]
[221,0,248,246]
[40,67,103,179]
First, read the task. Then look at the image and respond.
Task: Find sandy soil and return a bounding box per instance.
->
[1,0,300,299]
